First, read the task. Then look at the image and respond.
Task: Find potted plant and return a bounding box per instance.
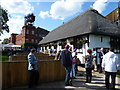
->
[69,39,74,45]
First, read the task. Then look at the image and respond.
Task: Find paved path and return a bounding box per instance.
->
[7,67,120,90]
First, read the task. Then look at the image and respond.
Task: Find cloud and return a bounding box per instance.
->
[7,15,24,34]
[0,15,24,42]
[92,0,109,13]
[39,11,50,19]
[39,0,87,20]
[0,0,34,42]
[1,0,34,15]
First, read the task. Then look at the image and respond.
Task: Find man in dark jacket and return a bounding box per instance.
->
[60,44,72,86]
[98,48,105,73]
[28,48,39,88]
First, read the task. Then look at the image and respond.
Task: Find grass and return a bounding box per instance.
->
[117,74,120,78]
[2,56,9,61]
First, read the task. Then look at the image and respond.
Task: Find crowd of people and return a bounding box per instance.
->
[59,45,119,90]
[27,45,120,90]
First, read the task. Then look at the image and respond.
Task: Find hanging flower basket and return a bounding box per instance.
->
[77,39,86,44]
[59,42,62,46]
[62,42,67,45]
[53,43,57,46]
[70,40,74,45]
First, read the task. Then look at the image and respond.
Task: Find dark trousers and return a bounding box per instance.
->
[97,64,102,73]
[86,68,92,82]
[105,71,116,89]
[75,63,78,75]
[29,70,39,88]
[64,65,72,85]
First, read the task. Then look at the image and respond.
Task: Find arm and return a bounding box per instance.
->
[28,55,34,64]
[70,52,73,61]
[28,54,36,69]
[102,55,105,70]
[115,55,120,70]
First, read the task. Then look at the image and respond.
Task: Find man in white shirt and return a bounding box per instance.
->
[102,48,119,90]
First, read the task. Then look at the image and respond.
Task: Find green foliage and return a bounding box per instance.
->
[2,38,9,44]
[2,56,9,61]
[21,43,38,48]
[117,74,120,78]
[77,39,86,44]
[0,6,9,34]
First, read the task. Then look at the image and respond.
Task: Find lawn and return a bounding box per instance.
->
[2,56,9,61]
[117,74,120,78]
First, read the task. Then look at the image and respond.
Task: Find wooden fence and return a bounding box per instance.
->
[1,60,65,88]
[11,56,55,61]
[10,52,55,61]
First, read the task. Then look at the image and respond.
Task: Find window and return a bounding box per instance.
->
[32,30,34,35]
[22,30,25,34]
[26,30,29,34]
[117,14,119,17]
[32,39,34,42]
[36,40,38,43]
[26,39,29,43]
[117,10,119,13]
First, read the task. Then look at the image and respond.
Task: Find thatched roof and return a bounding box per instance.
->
[39,8,120,44]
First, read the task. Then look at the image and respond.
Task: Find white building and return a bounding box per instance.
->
[39,8,120,63]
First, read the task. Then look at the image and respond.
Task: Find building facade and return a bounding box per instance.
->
[106,7,120,22]
[10,13,49,46]
[39,8,120,63]
[10,24,49,45]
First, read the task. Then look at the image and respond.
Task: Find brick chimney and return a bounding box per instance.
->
[10,33,18,44]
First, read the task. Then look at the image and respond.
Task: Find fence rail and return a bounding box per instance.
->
[11,56,55,61]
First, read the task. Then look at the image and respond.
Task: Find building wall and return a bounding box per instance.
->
[16,34,25,45]
[89,34,110,49]
[106,8,120,22]
[13,25,46,45]
[10,34,18,44]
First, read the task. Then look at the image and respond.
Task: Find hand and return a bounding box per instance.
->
[31,64,35,70]
[102,67,105,70]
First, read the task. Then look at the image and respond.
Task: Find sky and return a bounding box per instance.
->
[0,0,120,43]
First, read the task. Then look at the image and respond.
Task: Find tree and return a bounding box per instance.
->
[2,38,9,44]
[0,6,9,35]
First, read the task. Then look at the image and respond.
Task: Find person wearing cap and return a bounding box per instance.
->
[27,48,39,88]
[60,44,73,86]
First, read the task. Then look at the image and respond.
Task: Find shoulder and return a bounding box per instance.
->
[85,55,89,58]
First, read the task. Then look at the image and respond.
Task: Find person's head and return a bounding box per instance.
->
[30,48,36,53]
[65,44,70,50]
[74,55,77,59]
[101,48,104,52]
[109,48,114,52]
[87,49,92,54]
[58,50,61,53]
[92,48,96,51]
